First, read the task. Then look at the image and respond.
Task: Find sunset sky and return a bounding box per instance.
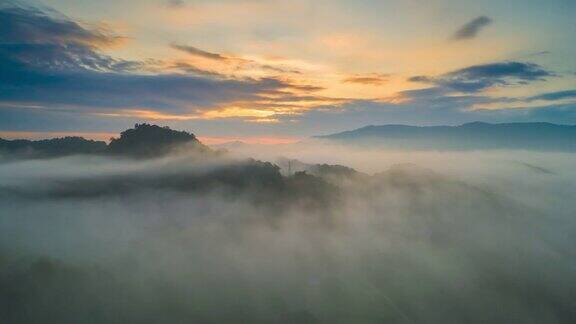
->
[1,0,575,142]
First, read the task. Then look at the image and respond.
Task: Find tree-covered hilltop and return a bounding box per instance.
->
[0,136,107,159]
[106,123,209,157]
[0,124,211,159]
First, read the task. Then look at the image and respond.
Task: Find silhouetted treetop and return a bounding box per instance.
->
[0,136,107,158]
[0,124,212,160]
[106,123,208,157]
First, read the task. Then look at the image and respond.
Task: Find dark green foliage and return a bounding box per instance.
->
[0,137,107,159]
[0,124,212,160]
[0,158,342,215]
[106,123,207,157]
[309,164,358,178]
[284,171,340,210]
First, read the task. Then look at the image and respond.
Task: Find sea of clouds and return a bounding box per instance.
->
[1,144,575,323]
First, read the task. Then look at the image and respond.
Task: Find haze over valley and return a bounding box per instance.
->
[1,0,576,323]
[1,124,576,323]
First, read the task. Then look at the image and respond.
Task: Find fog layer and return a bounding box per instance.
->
[1,146,575,323]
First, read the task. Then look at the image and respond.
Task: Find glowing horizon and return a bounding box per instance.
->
[1,0,575,138]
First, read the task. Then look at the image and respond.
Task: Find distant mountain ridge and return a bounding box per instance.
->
[317,122,576,151]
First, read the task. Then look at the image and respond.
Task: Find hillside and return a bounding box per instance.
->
[0,124,209,159]
[0,137,107,159]
[317,122,576,151]
[106,123,207,157]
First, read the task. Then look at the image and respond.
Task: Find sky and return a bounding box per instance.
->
[0,0,575,143]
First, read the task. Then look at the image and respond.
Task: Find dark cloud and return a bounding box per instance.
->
[170,61,227,77]
[409,62,553,93]
[0,3,309,122]
[442,62,553,92]
[0,2,121,47]
[0,70,291,113]
[407,75,433,83]
[286,83,325,92]
[451,62,552,81]
[171,43,304,75]
[343,74,389,85]
[528,89,576,101]
[399,87,450,99]
[171,43,228,61]
[0,42,140,73]
[0,2,130,73]
[452,16,492,40]
[259,64,302,74]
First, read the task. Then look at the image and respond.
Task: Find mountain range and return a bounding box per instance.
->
[317,122,576,151]
[2,122,576,159]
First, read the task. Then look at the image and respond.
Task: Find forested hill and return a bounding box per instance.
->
[317,122,576,151]
[0,124,207,159]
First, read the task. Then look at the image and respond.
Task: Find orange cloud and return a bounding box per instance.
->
[199,136,300,145]
[202,107,276,119]
[343,74,390,85]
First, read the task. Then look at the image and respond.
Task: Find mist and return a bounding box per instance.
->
[1,145,576,323]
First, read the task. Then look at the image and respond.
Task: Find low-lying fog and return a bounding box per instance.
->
[1,143,575,323]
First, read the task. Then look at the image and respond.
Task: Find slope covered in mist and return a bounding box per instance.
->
[1,125,576,323]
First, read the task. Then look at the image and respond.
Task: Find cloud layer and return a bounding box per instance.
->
[1,145,576,323]
[410,62,553,93]
[0,3,330,127]
[0,2,574,138]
